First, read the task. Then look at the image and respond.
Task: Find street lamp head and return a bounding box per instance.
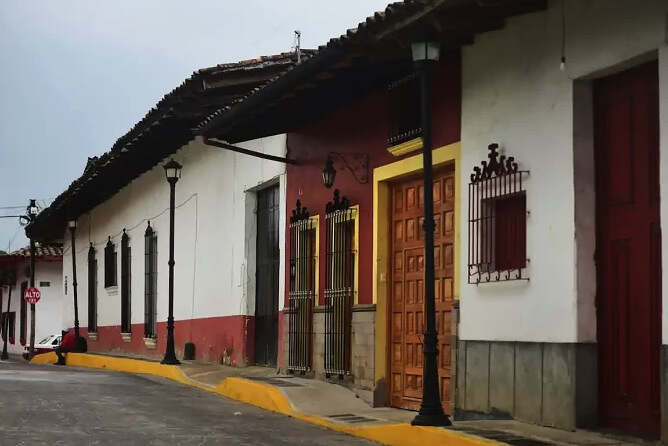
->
[68,219,77,229]
[163,159,182,183]
[322,156,336,189]
[411,41,440,62]
[27,199,38,217]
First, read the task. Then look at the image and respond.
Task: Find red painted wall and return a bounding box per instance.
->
[80,315,254,365]
[284,56,461,307]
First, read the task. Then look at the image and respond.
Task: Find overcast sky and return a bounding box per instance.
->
[0,0,390,251]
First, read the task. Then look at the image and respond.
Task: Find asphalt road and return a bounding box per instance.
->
[0,359,376,446]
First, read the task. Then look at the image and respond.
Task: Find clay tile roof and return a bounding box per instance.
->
[196,0,547,141]
[28,51,313,241]
[5,244,63,259]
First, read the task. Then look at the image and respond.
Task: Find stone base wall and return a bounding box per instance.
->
[280,305,376,405]
[350,305,375,403]
[456,340,597,430]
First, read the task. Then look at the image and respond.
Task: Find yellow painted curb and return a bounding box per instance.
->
[29,352,501,446]
[214,377,294,414]
[31,352,185,382]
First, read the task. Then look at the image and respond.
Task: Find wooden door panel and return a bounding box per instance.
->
[595,60,660,437]
[389,167,455,414]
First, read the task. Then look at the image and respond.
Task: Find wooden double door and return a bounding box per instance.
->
[595,60,660,437]
[390,166,455,413]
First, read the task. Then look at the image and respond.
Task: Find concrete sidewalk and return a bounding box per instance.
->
[178,362,657,446]
[30,352,658,446]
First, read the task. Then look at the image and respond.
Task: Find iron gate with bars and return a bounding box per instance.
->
[324,190,355,377]
[468,143,529,283]
[288,201,316,372]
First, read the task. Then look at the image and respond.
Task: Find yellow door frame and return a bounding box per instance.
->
[372,141,461,392]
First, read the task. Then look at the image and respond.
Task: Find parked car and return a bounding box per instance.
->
[25,334,62,355]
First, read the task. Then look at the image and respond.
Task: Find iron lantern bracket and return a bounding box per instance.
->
[326,152,369,185]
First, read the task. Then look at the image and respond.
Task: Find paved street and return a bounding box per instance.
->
[0,360,376,446]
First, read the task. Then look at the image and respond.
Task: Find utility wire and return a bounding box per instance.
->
[63,192,198,256]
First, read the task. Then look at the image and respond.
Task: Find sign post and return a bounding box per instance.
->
[24,287,40,304]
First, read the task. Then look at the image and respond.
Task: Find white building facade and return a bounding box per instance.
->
[61,136,287,365]
[0,246,64,356]
[29,53,304,366]
[457,0,668,438]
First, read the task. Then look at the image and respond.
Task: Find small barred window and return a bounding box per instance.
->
[468,144,529,284]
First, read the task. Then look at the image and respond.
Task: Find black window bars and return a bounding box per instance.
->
[324,190,356,377]
[87,244,98,332]
[468,143,529,284]
[121,230,131,333]
[288,200,317,373]
[144,223,157,338]
[104,237,117,288]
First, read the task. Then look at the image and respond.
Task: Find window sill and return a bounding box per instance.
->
[120,332,132,343]
[87,332,98,341]
[144,337,157,349]
[105,286,118,296]
[387,137,423,157]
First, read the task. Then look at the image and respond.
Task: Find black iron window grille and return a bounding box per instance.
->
[288,200,317,373]
[387,73,421,147]
[1,312,15,344]
[324,190,356,377]
[468,143,529,284]
[87,244,98,332]
[121,230,131,333]
[104,237,117,288]
[144,223,157,338]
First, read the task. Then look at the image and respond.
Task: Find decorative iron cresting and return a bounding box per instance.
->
[290,199,310,223]
[468,144,530,284]
[324,190,355,376]
[325,189,350,213]
[288,200,316,372]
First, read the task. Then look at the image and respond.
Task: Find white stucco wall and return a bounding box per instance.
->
[459,0,668,343]
[61,135,287,331]
[1,260,64,355]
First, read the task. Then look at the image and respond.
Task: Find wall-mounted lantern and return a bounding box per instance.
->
[322,156,336,188]
[321,153,368,189]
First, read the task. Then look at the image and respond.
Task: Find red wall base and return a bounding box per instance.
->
[79,315,255,365]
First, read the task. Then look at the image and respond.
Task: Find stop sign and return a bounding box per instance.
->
[24,287,41,304]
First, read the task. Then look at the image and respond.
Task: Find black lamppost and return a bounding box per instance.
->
[68,219,83,349]
[410,40,451,427]
[25,200,38,358]
[161,159,182,365]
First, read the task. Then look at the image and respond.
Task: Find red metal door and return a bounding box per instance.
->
[595,60,660,438]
